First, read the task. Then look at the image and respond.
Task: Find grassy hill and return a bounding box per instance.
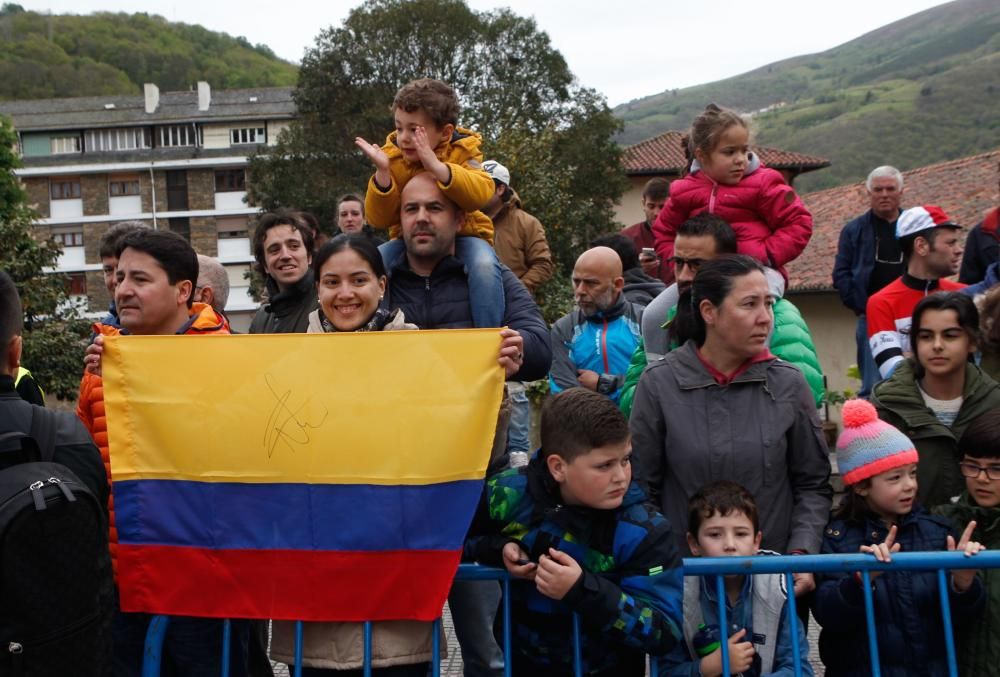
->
[0,5,298,100]
[615,0,1000,192]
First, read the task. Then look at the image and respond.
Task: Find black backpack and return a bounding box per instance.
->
[0,406,113,677]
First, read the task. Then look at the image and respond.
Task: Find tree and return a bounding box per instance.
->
[0,115,88,400]
[248,0,626,278]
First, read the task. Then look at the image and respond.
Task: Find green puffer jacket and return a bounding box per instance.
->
[872,360,1000,508]
[619,296,824,417]
[933,493,1000,677]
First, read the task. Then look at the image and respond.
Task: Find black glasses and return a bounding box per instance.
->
[959,461,1000,480]
[670,256,705,271]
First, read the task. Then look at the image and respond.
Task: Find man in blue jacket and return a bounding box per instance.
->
[384,170,552,677]
[549,246,643,404]
[833,166,906,397]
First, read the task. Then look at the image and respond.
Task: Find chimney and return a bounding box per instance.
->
[197,81,211,112]
[143,83,159,114]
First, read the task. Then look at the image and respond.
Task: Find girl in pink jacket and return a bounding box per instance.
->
[652,104,813,281]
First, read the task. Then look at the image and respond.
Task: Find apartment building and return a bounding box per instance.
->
[0,82,295,331]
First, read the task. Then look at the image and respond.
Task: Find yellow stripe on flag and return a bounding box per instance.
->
[103,330,505,485]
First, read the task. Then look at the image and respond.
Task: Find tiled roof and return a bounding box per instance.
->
[789,149,1000,292]
[0,86,295,131]
[622,130,831,175]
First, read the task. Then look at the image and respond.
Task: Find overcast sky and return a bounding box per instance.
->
[24,0,951,106]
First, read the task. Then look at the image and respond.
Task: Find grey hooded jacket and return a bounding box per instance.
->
[630,341,832,555]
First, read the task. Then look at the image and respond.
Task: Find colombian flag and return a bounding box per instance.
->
[102,330,504,622]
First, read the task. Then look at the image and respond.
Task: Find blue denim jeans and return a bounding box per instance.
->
[447,580,504,677]
[113,608,249,677]
[856,314,880,398]
[504,382,531,454]
[379,237,504,328]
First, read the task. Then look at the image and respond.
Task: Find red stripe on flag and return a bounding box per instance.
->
[117,545,462,621]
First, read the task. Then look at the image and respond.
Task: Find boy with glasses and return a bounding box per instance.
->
[934,407,1000,675]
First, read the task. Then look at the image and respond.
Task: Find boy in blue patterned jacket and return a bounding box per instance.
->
[464,388,683,676]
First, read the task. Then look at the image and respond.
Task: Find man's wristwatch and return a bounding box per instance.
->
[596,373,616,395]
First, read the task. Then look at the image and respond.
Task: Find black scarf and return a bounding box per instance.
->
[317,307,398,333]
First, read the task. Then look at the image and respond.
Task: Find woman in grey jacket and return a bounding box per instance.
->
[629,255,832,594]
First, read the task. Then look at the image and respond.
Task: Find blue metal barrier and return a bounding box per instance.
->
[141,551,1000,676]
[684,550,1000,677]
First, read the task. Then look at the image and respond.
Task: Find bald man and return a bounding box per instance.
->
[548,246,644,402]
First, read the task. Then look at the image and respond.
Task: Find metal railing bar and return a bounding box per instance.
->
[860,570,881,677]
[936,568,959,677]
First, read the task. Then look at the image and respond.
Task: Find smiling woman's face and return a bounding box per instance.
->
[317,248,386,331]
[703,270,774,362]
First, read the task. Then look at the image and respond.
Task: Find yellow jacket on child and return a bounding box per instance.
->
[365,127,495,244]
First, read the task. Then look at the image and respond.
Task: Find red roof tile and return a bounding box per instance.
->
[789,149,1000,292]
[622,130,832,175]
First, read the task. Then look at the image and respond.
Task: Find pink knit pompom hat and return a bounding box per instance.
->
[836,399,919,486]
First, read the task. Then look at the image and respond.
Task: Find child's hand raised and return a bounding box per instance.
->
[859,524,900,580]
[502,542,536,581]
[354,137,391,173]
[534,548,582,601]
[697,628,755,677]
[411,126,450,184]
[948,520,985,593]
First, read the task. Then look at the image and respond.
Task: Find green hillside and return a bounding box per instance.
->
[615,0,1000,192]
[0,4,298,100]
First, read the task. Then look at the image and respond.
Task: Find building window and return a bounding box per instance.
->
[158,125,199,147]
[50,180,82,200]
[109,177,141,196]
[50,136,81,154]
[168,217,191,242]
[66,272,87,296]
[230,127,266,145]
[215,169,246,192]
[53,230,84,247]
[216,216,248,239]
[85,128,150,152]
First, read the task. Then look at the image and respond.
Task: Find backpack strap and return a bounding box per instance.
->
[28,405,57,463]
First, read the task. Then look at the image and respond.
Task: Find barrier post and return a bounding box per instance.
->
[571,613,583,677]
[716,575,730,676]
[784,572,802,677]
[860,571,881,677]
[432,618,441,677]
[141,615,170,677]
[936,568,959,677]
[221,619,231,677]
[293,620,303,677]
[502,574,512,677]
[363,621,373,677]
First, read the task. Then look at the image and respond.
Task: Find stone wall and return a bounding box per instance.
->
[81,174,108,216]
[23,177,50,218]
[190,217,217,256]
[86,270,111,313]
[140,171,168,214]
[83,222,110,263]
[187,169,215,211]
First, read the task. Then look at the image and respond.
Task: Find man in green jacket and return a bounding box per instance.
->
[619,214,824,417]
[934,408,1000,675]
